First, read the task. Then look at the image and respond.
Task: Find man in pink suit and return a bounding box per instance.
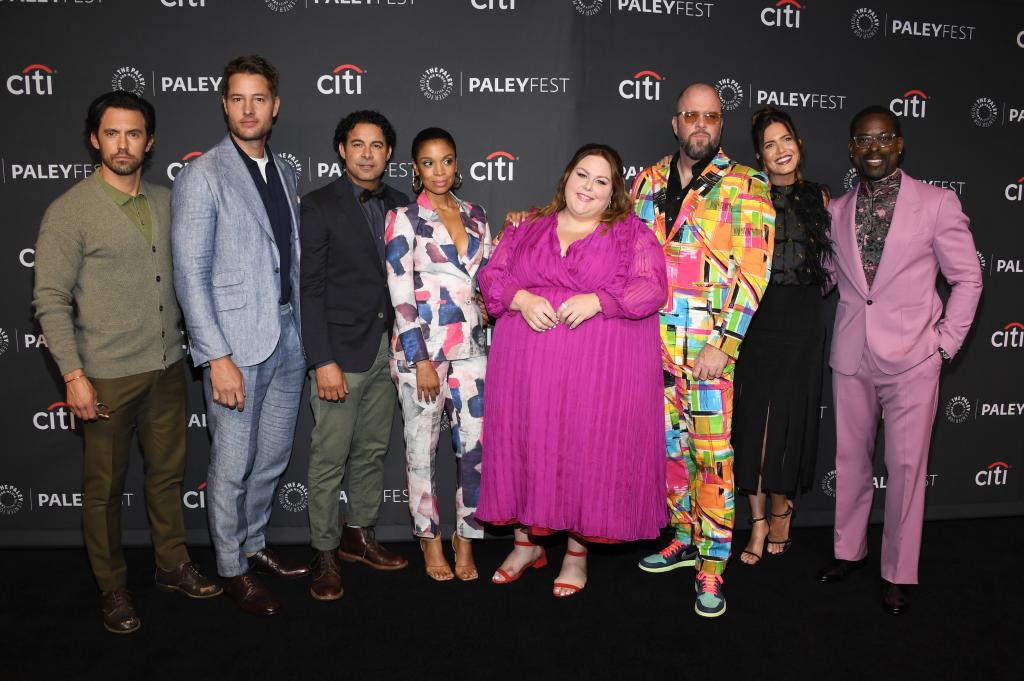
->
[818,106,982,615]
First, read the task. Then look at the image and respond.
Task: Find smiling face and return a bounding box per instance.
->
[671,84,723,163]
[340,122,392,189]
[759,121,801,185]
[413,138,457,197]
[89,107,153,178]
[849,112,904,181]
[222,72,279,144]
[563,154,613,220]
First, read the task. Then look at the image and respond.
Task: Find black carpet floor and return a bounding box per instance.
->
[2,517,1020,681]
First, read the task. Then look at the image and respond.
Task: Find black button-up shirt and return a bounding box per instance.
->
[664,152,715,240]
[348,175,387,262]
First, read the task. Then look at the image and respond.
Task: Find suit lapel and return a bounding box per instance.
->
[870,170,920,292]
[217,136,275,242]
[836,189,870,296]
[666,151,729,249]
[333,177,385,275]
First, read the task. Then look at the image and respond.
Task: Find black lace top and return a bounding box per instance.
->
[769,181,833,287]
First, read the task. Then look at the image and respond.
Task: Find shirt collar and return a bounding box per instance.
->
[860,168,901,196]
[95,171,145,206]
[230,135,271,168]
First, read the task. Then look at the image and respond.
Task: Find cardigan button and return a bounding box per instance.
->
[866,299,873,305]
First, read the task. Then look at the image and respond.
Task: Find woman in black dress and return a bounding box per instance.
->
[734,107,833,564]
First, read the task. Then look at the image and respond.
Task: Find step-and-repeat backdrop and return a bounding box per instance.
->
[0,0,1021,546]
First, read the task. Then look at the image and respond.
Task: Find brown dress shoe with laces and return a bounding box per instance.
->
[248,547,311,579]
[222,573,281,616]
[338,526,408,570]
[155,561,223,598]
[309,550,344,601]
[101,589,141,634]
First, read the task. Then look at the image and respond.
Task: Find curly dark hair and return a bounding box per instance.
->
[333,110,397,157]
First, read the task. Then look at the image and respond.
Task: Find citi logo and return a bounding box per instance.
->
[714,78,744,111]
[761,0,801,28]
[975,461,1010,486]
[945,395,971,424]
[619,70,662,101]
[317,64,364,96]
[890,89,927,118]
[33,401,77,431]
[183,482,207,509]
[850,7,880,39]
[472,0,515,7]
[1005,176,1024,201]
[0,484,24,515]
[991,321,1024,348]
[20,248,34,268]
[161,0,206,6]
[470,151,516,182]
[167,151,203,181]
[6,64,54,96]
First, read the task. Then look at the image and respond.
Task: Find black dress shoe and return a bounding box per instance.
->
[223,573,281,616]
[881,579,910,615]
[101,589,141,634]
[817,557,868,583]
[249,547,311,579]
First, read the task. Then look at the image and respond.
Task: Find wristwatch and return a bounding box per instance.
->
[938,347,951,361]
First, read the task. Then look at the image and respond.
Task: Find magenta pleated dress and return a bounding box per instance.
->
[476,212,668,542]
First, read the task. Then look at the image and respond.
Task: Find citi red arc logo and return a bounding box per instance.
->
[1005,176,1024,201]
[33,401,76,431]
[167,151,204,181]
[183,481,207,509]
[470,151,516,182]
[890,89,928,118]
[975,461,1010,486]
[992,321,1024,348]
[761,0,802,28]
[619,70,663,101]
[7,64,54,95]
[318,64,364,95]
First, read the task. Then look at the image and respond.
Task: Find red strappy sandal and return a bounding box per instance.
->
[552,547,588,598]
[492,539,548,585]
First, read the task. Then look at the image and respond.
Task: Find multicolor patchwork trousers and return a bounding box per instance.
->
[391,355,486,539]
[664,369,735,573]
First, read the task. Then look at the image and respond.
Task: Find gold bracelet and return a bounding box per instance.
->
[64,374,85,384]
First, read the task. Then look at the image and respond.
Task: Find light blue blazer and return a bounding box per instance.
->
[171,134,302,368]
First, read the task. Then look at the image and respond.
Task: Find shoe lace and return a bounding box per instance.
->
[314,553,340,578]
[697,571,723,596]
[659,539,685,558]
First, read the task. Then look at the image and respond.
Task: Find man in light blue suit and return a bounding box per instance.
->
[172,55,309,616]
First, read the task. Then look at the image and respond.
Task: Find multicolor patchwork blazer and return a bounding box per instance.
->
[385,192,492,364]
[631,150,775,378]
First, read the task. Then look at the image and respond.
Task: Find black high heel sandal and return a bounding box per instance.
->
[767,504,795,556]
[740,516,769,565]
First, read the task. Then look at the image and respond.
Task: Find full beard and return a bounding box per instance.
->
[682,132,720,161]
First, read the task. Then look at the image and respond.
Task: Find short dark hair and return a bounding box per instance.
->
[849,105,902,139]
[221,55,279,97]
[85,90,156,141]
[411,127,457,160]
[332,110,397,156]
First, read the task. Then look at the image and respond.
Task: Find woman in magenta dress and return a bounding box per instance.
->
[476,144,667,597]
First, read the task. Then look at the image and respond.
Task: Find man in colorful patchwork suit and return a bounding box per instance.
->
[632,83,775,617]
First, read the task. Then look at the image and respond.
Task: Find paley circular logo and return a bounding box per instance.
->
[977,251,987,270]
[0,327,9,356]
[850,8,880,39]
[278,481,308,512]
[842,167,859,192]
[946,395,971,424]
[278,152,303,178]
[0,484,24,515]
[821,470,836,497]
[572,0,604,16]
[420,67,454,101]
[714,78,744,111]
[111,66,146,97]
[265,0,297,11]
[971,97,999,128]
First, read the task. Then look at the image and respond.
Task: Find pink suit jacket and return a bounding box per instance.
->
[827,170,982,376]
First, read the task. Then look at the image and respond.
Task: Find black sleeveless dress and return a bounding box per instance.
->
[732,181,832,497]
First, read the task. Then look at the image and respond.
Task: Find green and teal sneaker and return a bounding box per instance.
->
[638,538,698,573]
[694,570,726,618]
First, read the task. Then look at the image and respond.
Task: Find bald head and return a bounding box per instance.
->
[672,82,723,163]
[675,83,720,112]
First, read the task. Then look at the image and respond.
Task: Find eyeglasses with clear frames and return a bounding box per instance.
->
[851,132,899,149]
[676,111,723,124]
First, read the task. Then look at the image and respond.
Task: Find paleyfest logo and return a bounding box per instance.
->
[714,78,744,111]
[0,484,24,515]
[111,66,146,97]
[945,395,971,424]
[572,0,604,16]
[278,481,308,512]
[167,151,203,181]
[971,97,999,128]
[842,167,859,192]
[420,67,454,101]
[265,0,298,12]
[850,7,880,39]
[0,327,9,357]
[278,152,303,179]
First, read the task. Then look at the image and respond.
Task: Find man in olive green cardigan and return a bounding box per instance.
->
[33,91,220,635]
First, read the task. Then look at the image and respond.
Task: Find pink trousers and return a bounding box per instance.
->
[832,349,941,585]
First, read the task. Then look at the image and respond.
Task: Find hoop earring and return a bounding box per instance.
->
[453,171,463,191]
[412,174,423,193]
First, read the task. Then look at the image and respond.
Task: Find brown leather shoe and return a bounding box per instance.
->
[101,589,141,634]
[155,561,223,598]
[309,550,344,601]
[881,579,910,615]
[338,526,408,570]
[249,547,311,579]
[222,573,281,616]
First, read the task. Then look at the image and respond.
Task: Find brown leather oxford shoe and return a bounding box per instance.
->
[223,573,281,616]
[155,561,223,598]
[310,550,344,601]
[338,526,408,570]
[249,547,311,579]
[101,588,141,634]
